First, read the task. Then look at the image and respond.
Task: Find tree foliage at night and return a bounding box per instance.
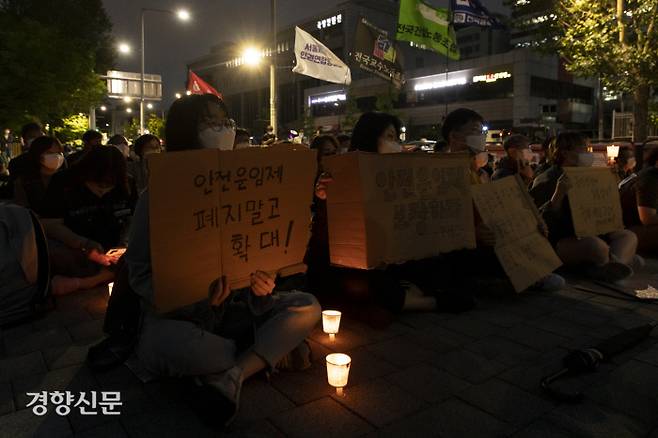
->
[0,0,114,130]
[509,0,658,141]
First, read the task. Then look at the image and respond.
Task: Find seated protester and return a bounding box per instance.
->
[127,134,161,194]
[233,128,251,150]
[492,134,535,185]
[534,135,555,177]
[309,134,338,173]
[67,129,103,166]
[530,132,639,282]
[620,141,658,254]
[8,122,43,182]
[125,93,320,426]
[442,108,564,292]
[614,146,636,183]
[13,136,65,215]
[41,146,137,295]
[108,134,131,160]
[311,112,468,325]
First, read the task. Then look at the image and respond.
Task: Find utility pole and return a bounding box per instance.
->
[270,0,278,138]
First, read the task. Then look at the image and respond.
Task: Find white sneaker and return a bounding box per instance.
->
[535,273,566,292]
[202,366,243,426]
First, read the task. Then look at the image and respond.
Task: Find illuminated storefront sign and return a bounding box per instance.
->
[310,93,346,105]
[472,71,512,83]
[414,77,468,91]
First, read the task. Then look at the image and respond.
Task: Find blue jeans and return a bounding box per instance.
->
[136,290,320,377]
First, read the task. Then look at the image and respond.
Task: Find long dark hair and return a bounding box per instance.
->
[26,136,61,174]
[134,134,160,158]
[72,146,129,195]
[350,112,401,152]
[165,94,229,151]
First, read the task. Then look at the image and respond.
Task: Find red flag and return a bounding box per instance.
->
[187,70,222,99]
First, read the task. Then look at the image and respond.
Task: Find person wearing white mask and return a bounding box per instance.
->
[530,131,640,283]
[311,112,472,323]
[128,134,162,193]
[125,94,320,426]
[442,108,566,295]
[492,134,536,184]
[13,136,65,215]
[40,146,137,296]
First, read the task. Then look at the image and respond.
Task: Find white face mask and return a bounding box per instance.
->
[577,152,595,167]
[378,140,402,154]
[465,134,486,153]
[199,127,236,150]
[475,152,489,169]
[113,144,130,158]
[234,142,251,150]
[41,153,64,170]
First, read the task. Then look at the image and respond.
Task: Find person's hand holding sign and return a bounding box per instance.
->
[209,276,231,307]
[314,172,334,200]
[250,271,275,296]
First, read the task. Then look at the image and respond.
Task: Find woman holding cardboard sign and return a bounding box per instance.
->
[308,112,473,328]
[530,132,640,283]
[125,94,320,426]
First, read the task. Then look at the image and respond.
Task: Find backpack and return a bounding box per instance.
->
[0,203,50,326]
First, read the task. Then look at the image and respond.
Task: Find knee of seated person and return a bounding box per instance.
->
[613,229,638,246]
[282,291,321,320]
[582,237,609,265]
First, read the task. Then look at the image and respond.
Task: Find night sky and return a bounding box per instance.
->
[103,0,507,109]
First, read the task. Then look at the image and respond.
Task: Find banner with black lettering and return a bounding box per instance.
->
[352,18,405,89]
[292,26,351,85]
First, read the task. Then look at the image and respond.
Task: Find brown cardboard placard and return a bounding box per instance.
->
[564,167,624,238]
[324,152,476,269]
[148,145,317,313]
[472,175,562,292]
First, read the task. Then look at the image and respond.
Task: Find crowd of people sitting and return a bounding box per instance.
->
[2,95,658,425]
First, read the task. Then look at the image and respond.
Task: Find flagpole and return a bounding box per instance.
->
[445,1,452,119]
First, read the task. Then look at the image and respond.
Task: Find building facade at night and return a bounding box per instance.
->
[187,0,595,140]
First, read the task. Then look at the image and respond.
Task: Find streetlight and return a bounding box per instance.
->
[140,7,191,134]
[269,0,277,138]
[242,47,262,67]
[147,103,153,109]
[126,108,133,114]
[118,42,131,54]
[100,105,107,111]
[175,92,182,99]
[185,90,192,96]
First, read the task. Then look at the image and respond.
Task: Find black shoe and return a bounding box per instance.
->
[87,335,136,372]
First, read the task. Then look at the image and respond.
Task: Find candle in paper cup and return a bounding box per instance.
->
[322,310,341,341]
[326,353,351,396]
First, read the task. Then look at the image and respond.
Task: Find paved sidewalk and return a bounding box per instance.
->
[1,262,658,437]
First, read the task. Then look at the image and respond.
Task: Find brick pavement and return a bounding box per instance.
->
[1,261,658,437]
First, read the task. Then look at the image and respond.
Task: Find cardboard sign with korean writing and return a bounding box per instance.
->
[324,152,475,269]
[564,167,624,238]
[472,175,562,292]
[149,145,317,313]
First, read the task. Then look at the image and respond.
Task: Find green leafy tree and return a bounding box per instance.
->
[53,113,89,146]
[124,119,140,142]
[147,114,166,139]
[0,0,114,129]
[508,0,658,141]
[375,86,399,115]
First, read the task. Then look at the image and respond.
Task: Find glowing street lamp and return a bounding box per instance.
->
[242,47,262,67]
[100,105,107,111]
[147,103,153,109]
[126,108,133,114]
[175,92,182,99]
[140,7,192,134]
[118,42,131,54]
